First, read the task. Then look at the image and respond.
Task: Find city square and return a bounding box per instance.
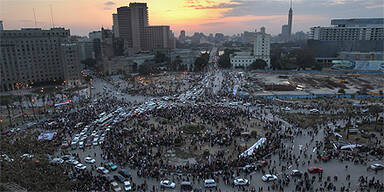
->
[1,1,384,192]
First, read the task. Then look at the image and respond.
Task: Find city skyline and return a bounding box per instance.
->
[1,0,383,36]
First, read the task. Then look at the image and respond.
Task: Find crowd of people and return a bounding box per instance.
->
[2,69,383,192]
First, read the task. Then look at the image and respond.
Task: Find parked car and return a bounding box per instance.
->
[103,175,114,183]
[262,174,278,182]
[282,107,291,111]
[75,163,87,170]
[66,159,79,165]
[291,169,303,177]
[160,180,176,188]
[84,157,95,164]
[320,153,330,161]
[234,178,249,186]
[118,169,131,178]
[50,158,64,164]
[61,155,74,161]
[180,181,193,191]
[369,164,384,171]
[204,179,216,188]
[124,181,132,191]
[61,141,69,148]
[96,167,109,174]
[310,109,319,113]
[308,166,323,173]
[114,175,126,183]
[105,162,118,171]
[111,181,122,192]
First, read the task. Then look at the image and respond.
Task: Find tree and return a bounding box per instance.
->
[369,104,383,123]
[270,47,283,70]
[194,53,209,72]
[26,95,37,120]
[218,49,236,69]
[81,58,97,68]
[248,59,267,70]
[154,51,167,63]
[293,48,316,70]
[138,60,158,75]
[338,88,346,94]
[169,56,184,71]
[0,96,14,127]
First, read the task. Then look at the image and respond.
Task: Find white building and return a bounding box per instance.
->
[254,27,271,68]
[310,18,384,41]
[230,52,255,68]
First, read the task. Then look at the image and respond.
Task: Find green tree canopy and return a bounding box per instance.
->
[248,59,267,70]
[194,53,209,72]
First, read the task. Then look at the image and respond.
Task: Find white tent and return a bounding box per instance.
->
[239,138,267,157]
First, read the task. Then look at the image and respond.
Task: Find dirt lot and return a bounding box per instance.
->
[248,72,384,94]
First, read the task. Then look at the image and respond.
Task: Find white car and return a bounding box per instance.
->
[124,181,132,191]
[96,167,109,174]
[282,107,291,111]
[160,180,176,188]
[84,157,96,164]
[234,178,249,186]
[66,159,79,165]
[111,181,122,192]
[20,154,34,159]
[262,174,278,182]
[310,109,319,113]
[50,158,64,164]
[204,179,216,188]
[75,163,87,170]
[92,141,98,146]
[369,163,384,170]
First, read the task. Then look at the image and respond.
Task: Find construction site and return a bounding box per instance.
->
[246,71,384,96]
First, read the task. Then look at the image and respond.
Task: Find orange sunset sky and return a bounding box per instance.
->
[0,0,383,36]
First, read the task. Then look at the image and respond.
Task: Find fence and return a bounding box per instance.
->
[255,94,384,99]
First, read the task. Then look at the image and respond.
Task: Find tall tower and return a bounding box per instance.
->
[288,0,293,39]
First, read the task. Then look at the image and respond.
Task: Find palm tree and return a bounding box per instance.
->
[26,95,37,120]
[17,95,25,123]
[1,97,14,127]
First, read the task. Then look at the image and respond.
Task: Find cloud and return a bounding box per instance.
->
[104,1,115,6]
[200,22,226,26]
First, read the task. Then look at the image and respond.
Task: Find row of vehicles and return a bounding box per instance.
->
[50,155,96,171]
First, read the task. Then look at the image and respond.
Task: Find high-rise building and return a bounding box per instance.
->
[179,30,186,41]
[281,24,289,41]
[310,18,384,40]
[0,21,3,30]
[143,26,175,50]
[114,3,174,55]
[254,27,271,68]
[288,0,293,39]
[112,14,119,38]
[0,28,81,91]
[116,3,148,55]
[243,31,256,44]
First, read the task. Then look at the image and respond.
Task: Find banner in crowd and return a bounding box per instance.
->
[240,137,267,157]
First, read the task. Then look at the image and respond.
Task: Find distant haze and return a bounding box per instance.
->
[1,0,383,36]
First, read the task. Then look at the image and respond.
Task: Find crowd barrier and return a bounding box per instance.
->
[250,70,384,75]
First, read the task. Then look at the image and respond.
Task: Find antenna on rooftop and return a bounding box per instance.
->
[290,0,293,9]
[50,5,55,28]
[33,8,37,27]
